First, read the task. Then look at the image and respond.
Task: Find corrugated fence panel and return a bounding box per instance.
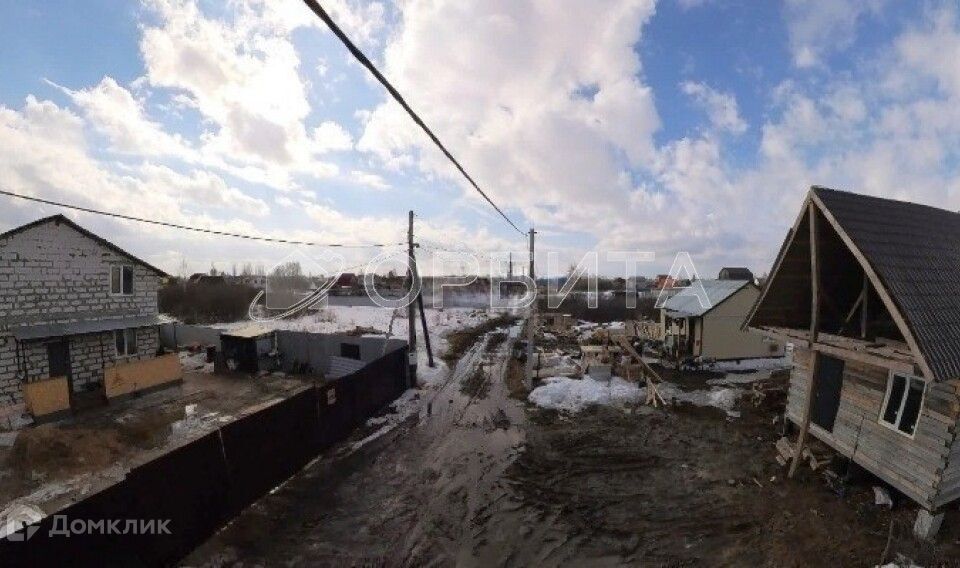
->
[0,346,409,566]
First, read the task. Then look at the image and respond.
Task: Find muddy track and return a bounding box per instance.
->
[184,323,960,567]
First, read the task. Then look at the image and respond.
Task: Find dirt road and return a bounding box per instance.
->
[185,331,960,567]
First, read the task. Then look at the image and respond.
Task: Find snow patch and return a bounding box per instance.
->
[705,357,790,372]
[528,376,645,413]
[657,382,742,415]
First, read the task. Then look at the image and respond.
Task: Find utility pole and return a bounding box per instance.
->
[407,211,418,387]
[525,228,537,388]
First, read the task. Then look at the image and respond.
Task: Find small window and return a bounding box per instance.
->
[340,343,361,360]
[115,329,138,357]
[880,372,926,436]
[110,266,134,295]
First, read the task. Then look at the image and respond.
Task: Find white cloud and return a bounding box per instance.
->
[136,164,270,218]
[311,121,354,153]
[359,0,660,234]
[51,76,191,157]
[349,170,390,190]
[680,81,747,134]
[783,0,885,68]
[138,0,358,187]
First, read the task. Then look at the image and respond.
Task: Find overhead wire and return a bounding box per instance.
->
[0,189,404,248]
[300,0,526,237]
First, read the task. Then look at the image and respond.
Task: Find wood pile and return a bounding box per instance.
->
[775,436,833,471]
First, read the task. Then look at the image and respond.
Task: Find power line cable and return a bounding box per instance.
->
[0,189,405,248]
[301,0,526,236]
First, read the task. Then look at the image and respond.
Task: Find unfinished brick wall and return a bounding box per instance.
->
[0,219,163,409]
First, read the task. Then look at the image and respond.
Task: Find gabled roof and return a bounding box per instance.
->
[0,215,168,277]
[813,187,960,381]
[748,186,960,381]
[662,279,752,318]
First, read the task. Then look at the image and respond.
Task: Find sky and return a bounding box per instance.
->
[2,0,959,279]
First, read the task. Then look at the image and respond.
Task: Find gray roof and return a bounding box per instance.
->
[221,324,276,339]
[813,187,960,381]
[662,279,751,318]
[11,314,162,341]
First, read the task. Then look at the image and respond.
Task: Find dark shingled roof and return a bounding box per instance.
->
[718,267,754,281]
[813,186,960,381]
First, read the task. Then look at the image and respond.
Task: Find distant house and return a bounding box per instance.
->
[653,274,676,289]
[718,267,754,281]
[330,272,360,296]
[0,215,181,428]
[660,279,783,361]
[747,186,960,535]
[188,273,226,286]
[235,274,266,289]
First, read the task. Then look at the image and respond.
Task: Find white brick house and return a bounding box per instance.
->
[0,215,169,423]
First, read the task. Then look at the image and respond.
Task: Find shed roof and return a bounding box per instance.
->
[662,279,751,318]
[11,314,162,341]
[221,324,276,339]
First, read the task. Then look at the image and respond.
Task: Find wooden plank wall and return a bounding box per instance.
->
[786,346,960,509]
[104,353,183,399]
[24,376,70,417]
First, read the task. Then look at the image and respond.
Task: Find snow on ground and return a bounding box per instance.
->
[656,382,742,415]
[352,389,422,451]
[528,375,747,417]
[704,356,790,373]
[179,350,213,373]
[0,464,128,535]
[707,372,772,386]
[528,376,645,413]
[217,305,511,387]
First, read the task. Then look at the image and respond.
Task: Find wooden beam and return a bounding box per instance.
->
[790,348,818,478]
[810,191,935,381]
[839,285,866,333]
[790,202,821,478]
[809,201,820,343]
[860,275,868,339]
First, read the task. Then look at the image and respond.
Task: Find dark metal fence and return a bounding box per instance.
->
[0,346,410,566]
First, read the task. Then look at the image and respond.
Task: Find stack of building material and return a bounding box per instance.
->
[775,437,833,470]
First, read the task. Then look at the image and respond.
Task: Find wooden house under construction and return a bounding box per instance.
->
[747,186,960,535]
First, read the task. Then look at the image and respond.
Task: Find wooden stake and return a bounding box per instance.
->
[789,202,821,478]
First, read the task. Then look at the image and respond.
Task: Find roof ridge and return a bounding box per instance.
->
[812,186,960,219]
[0,215,168,277]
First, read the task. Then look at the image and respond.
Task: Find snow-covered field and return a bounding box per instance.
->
[217,305,506,387]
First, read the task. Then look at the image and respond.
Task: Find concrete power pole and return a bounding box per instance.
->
[525,228,537,388]
[407,211,418,386]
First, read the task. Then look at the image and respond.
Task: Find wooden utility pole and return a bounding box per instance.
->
[407,211,418,386]
[525,228,537,387]
[789,201,821,478]
[417,292,434,368]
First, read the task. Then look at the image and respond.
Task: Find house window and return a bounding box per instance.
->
[115,329,138,357]
[879,372,926,436]
[110,265,134,295]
